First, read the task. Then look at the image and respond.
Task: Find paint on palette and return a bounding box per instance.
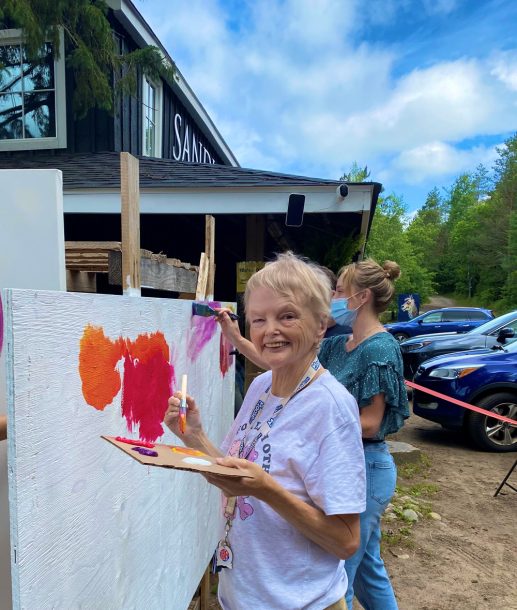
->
[170,446,207,457]
[187,301,220,362]
[79,325,174,442]
[132,447,159,457]
[116,436,155,448]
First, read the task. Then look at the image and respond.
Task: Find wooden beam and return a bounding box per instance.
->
[66,270,97,293]
[120,152,141,296]
[205,215,215,300]
[65,241,122,273]
[195,252,209,301]
[108,251,198,293]
[65,241,121,252]
[199,565,211,610]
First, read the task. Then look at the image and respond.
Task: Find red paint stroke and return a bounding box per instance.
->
[121,332,174,443]
[79,325,125,410]
[115,436,155,448]
[0,294,3,356]
[219,332,234,377]
[187,300,220,362]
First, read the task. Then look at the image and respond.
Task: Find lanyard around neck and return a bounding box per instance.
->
[238,357,322,461]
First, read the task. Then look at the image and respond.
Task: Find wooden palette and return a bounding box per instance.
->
[102,436,250,477]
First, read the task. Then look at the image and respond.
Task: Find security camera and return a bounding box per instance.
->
[336,184,349,200]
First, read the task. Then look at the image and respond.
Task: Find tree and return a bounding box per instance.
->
[340,162,371,182]
[366,193,434,305]
[0,0,175,119]
[406,187,446,284]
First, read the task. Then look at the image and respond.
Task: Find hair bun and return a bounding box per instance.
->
[382,260,401,281]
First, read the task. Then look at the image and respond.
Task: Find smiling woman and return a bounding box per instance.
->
[165,252,366,610]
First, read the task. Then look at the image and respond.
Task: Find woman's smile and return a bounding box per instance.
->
[264,340,290,349]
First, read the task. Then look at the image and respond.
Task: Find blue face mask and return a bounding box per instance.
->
[330,297,360,327]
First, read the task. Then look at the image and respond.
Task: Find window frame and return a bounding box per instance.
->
[141,74,162,158]
[421,312,443,323]
[0,28,67,151]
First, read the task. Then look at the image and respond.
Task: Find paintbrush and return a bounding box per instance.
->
[179,374,188,435]
[192,302,239,321]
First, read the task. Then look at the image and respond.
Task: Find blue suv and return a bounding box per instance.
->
[412,340,517,452]
[385,307,493,342]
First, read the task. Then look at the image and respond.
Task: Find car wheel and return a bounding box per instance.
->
[393,332,409,342]
[465,392,517,452]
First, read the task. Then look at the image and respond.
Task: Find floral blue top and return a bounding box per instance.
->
[319,332,409,439]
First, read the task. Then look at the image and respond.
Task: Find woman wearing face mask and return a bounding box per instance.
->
[217,257,409,610]
[318,258,409,610]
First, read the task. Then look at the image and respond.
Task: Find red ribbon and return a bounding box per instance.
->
[405,380,517,427]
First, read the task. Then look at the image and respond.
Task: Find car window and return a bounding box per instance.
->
[467,312,517,335]
[469,311,489,320]
[502,319,517,333]
[442,310,469,321]
[422,312,442,323]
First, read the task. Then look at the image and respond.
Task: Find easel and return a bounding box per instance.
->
[494,458,517,497]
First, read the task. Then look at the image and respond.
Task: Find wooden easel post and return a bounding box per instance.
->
[195,252,209,301]
[120,152,141,296]
[195,215,215,302]
[205,215,215,301]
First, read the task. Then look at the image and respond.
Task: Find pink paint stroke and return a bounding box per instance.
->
[187,301,221,362]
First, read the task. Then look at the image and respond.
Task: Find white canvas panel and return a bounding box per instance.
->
[0,168,66,606]
[4,289,235,610]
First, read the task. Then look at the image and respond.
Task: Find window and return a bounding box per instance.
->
[442,310,469,322]
[422,312,442,323]
[469,311,490,321]
[142,75,162,157]
[0,28,66,150]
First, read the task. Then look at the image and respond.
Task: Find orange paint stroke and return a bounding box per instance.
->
[79,325,126,410]
[170,446,207,457]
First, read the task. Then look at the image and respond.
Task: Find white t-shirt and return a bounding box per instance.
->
[218,370,366,610]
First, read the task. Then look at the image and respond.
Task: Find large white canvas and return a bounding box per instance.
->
[4,289,235,610]
[0,169,66,608]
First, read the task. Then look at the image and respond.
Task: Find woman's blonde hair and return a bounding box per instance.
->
[244,252,332,321]
[338,258,401,314]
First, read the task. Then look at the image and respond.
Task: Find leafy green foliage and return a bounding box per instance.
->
[339,133,517,314]
[0,0,175,118]
[366,192,435,306]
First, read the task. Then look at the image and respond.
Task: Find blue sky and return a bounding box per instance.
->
[138,0,517,212]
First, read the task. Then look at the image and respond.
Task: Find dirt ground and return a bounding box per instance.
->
[199,412,517,610]
[382,414,517,610]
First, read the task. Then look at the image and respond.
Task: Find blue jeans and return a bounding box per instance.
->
[345,442,398,610]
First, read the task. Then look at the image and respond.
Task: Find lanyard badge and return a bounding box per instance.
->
[212,359,321,572]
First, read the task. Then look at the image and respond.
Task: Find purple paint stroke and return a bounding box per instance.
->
[0,294,3,356]
[132,446,158,457]
[187,300,220,362]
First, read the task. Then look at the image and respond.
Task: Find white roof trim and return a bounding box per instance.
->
[63,184,374,216]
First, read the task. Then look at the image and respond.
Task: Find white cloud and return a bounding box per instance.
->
[490,51,517,91]
[390,141,501,183]
[140,0,517,196]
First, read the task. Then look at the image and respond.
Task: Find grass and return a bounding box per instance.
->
[381,452,439,552]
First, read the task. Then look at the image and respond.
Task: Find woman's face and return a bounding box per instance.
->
[246,286,325,373]
[335,276,360,303]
